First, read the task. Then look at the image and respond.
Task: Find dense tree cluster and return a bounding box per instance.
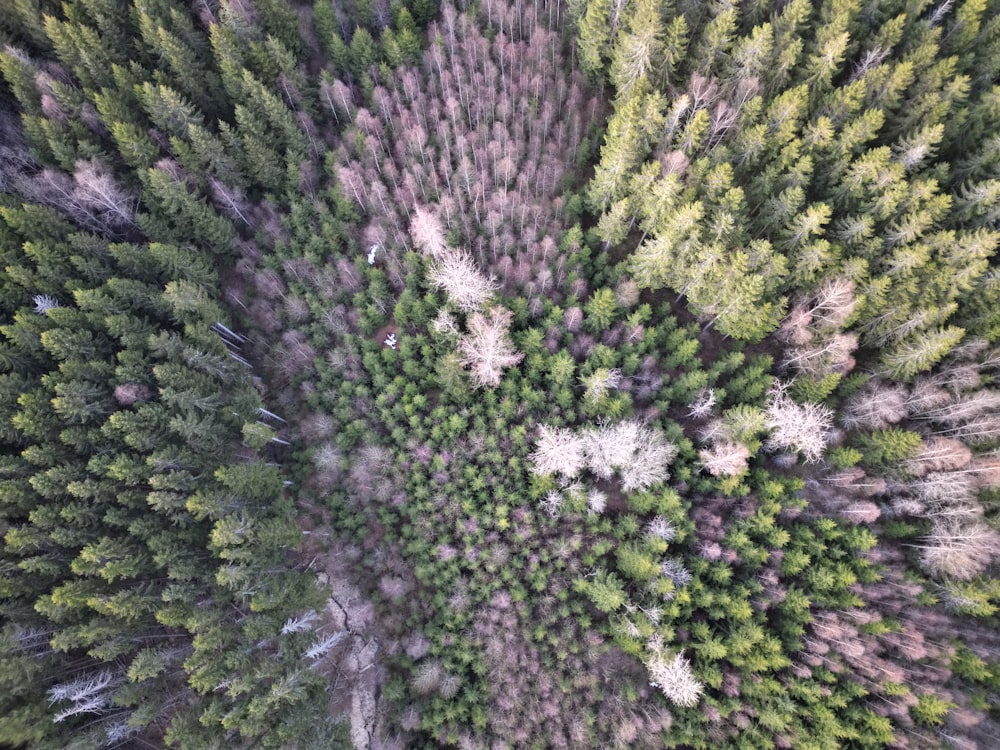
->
[0,0,998,748]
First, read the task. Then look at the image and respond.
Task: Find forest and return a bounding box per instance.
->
[0,0,998,748]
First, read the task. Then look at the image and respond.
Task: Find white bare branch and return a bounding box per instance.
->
[645,635,703,707]
[764,382,833,463]
[529,425,588,479]
[457,307,524,388]
[428,249,498,312]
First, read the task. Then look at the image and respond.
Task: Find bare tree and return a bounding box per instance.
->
[587,488,608,514]
[428,249,499,312]
[457,306,524,388]
[430,309,460,336]
[209,177,255,226]
[782,332,857,376]
[645,515,676,541]
[410,205,450,258]
[72,158,136,229]
[841,381,909,430]
[699,441,751,477]
[764,382,833,463]
[916,521,1000,580]
[581,367,622,403]
[806,277,857,331]
[839,501,881,524]
[529,425,587,479]
[645,635,703,707]
[47,669,122,723]
[581,420,677,491]
[914,390,1000,427]
[687,388,716,419]
[903,437,972,477]
[777,304,813,346]
[620,423,678,492]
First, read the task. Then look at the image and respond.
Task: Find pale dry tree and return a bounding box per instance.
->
[529,424,587,478]
[72,158,136,229]
[456,306,524,388]
[916,520,1000,580]
[687,388,716,419]
[587,488,608,514]
[645,635,703,707]
[764,382,833,463]
[776,304,814,346]
[428,249,498,312]
[661,558,691,587]
[645,515,676,542]
[806,277,857,331]
[47,669,121,723]
[411,660,444,695]
[438,673,461,700]
[430,308,459,336]
[32,294,59,314]
[699,441,752,477]
[305,631,347,661]
[840,381,909,430]
[409,205,450,258]
[281,610,320,634]
[582,420,677,491]
[903,437,972,476]
[782,332,857,376]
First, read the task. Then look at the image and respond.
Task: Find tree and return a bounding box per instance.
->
[576,0,612,79]
[764,382,832,463]
[587,91,663,209]
[881,327,966,381]
[699,441,751,477]
[853,428,922,471]
[456,307,524,388]
[581,420,677,491]
[609,0,663,99]
[583,569,627,613]
[529,425,587,479]
[584,287,618,332]
[910,693,955,727]
[917,521,1000,580]
[428,250,498,312]
[645,635,703,707]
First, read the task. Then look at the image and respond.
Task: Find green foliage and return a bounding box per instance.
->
[853,428,922,472]
[910,693,955,727]
[2,0,999,747]
[582,569,627,613]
